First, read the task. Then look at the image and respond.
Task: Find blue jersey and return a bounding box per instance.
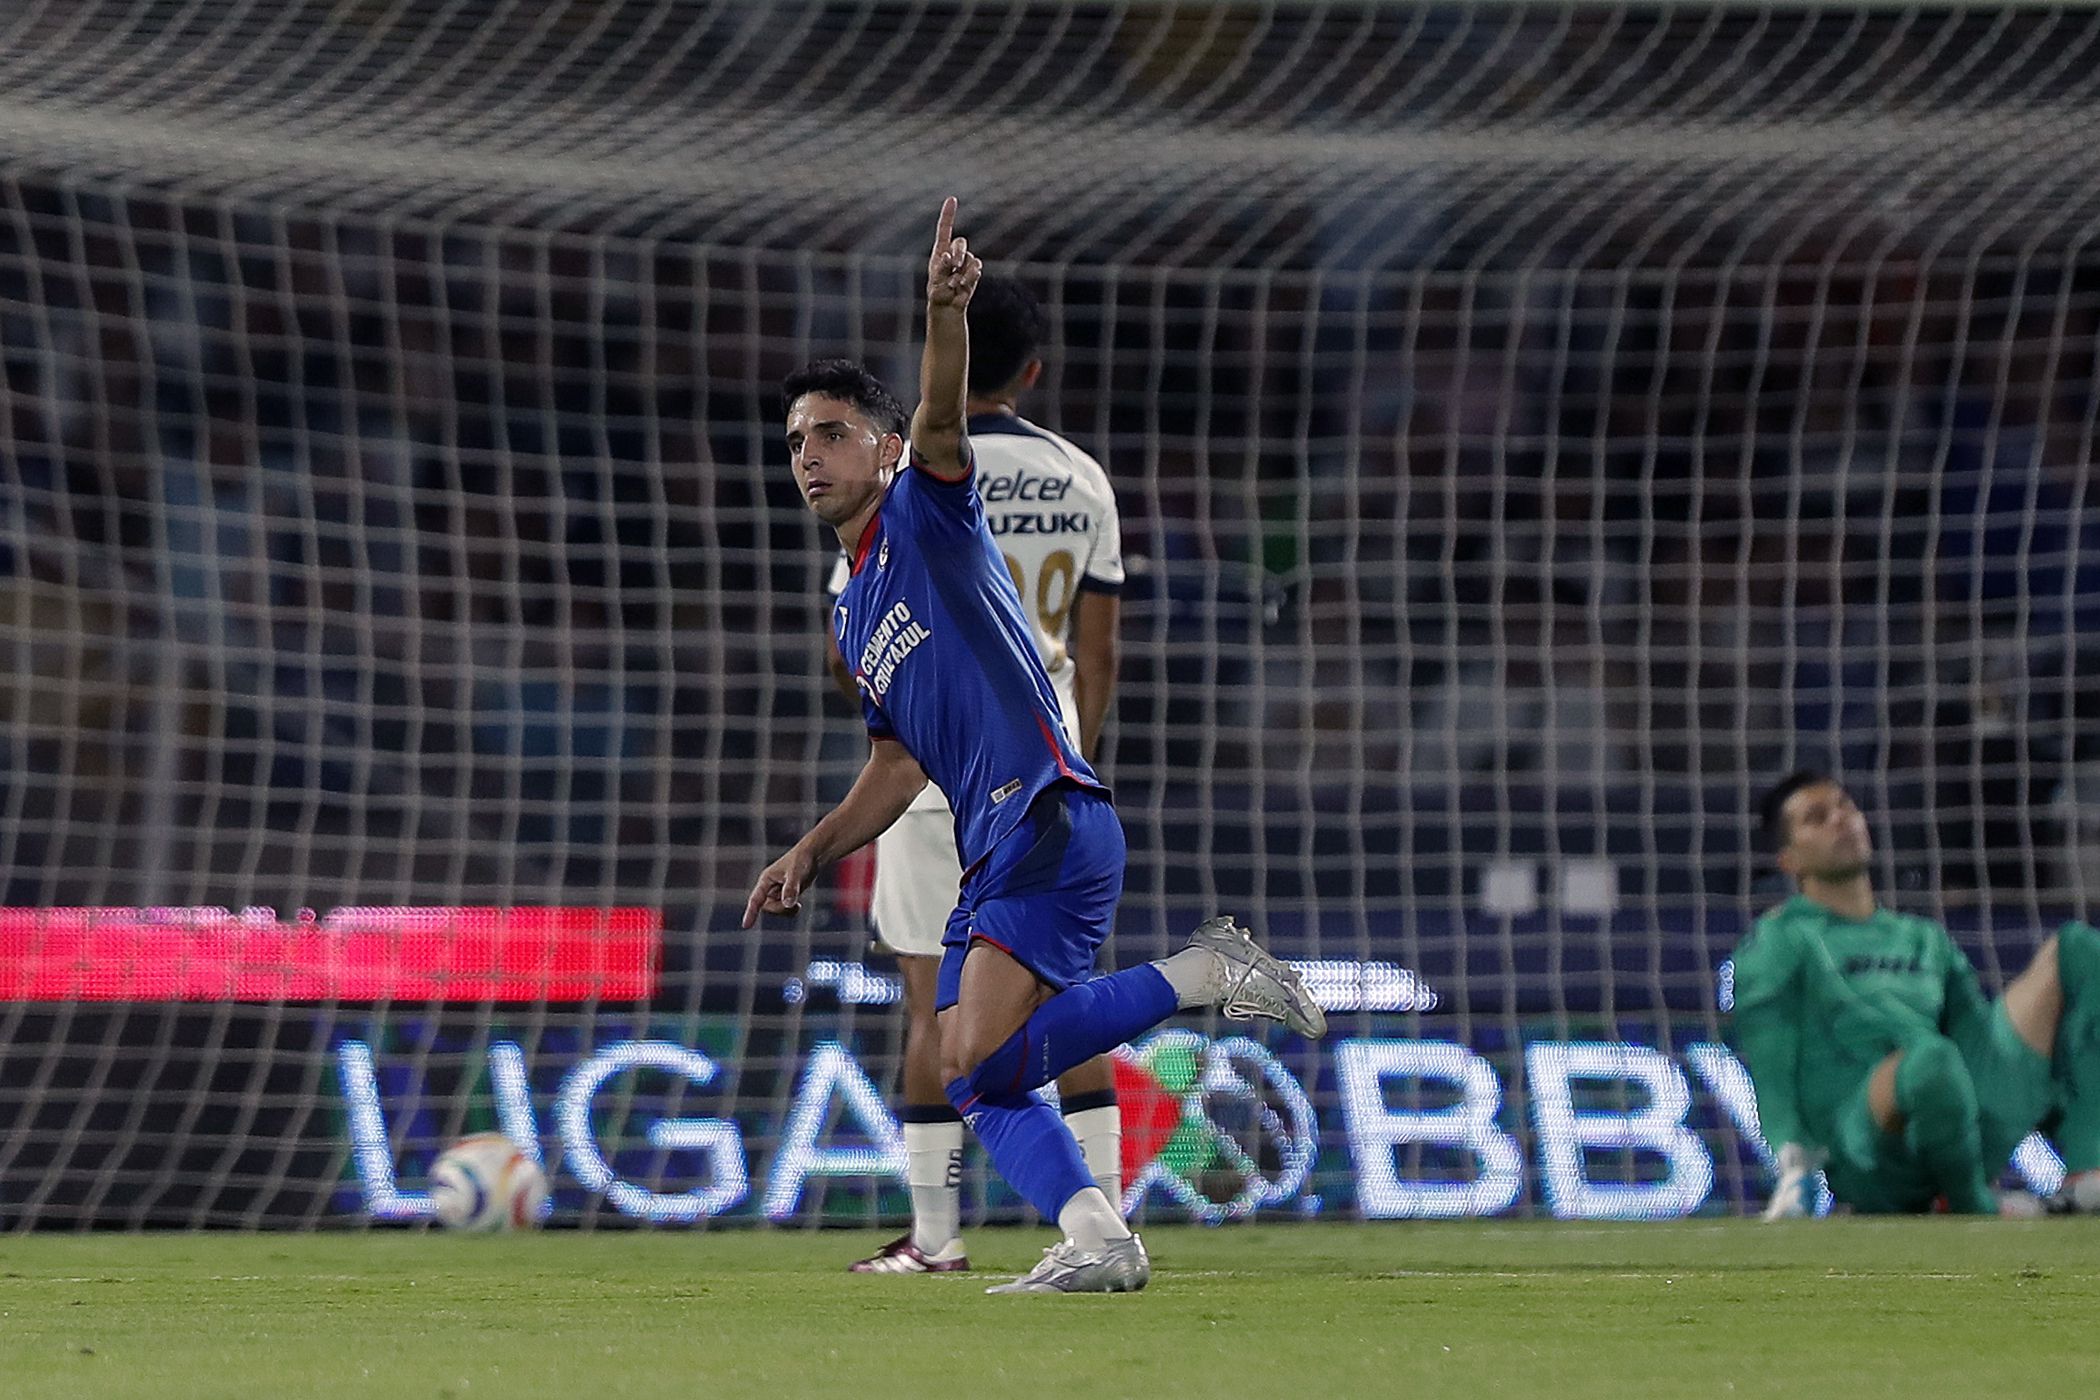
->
[832,448,1105,869]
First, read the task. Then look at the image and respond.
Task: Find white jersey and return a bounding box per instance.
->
[828,412,1122,815]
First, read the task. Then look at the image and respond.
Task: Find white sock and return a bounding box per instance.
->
[1063,1104,1123,1207]
[1151,946,1221,1009]
[903,1120,963,1253]
[1057,1185,1131,1253]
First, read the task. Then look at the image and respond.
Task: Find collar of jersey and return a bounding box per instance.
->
[966,411,1050,440]
[849,506,884,576]
[1790,892,1880,926]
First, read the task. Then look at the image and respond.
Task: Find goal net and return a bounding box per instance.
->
[1,0,2096,1227]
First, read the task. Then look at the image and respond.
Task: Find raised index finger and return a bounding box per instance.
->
[933,197,957,255]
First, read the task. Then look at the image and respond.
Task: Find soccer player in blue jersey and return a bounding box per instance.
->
[825,272,1129,1277]
[745,199,1326,1294]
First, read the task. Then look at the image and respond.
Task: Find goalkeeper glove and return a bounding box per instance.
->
[1761,1143,1823,1221]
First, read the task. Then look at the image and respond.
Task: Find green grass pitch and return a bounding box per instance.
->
[4,1221,2098,1399]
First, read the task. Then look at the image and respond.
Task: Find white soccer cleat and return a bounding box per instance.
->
[985,1234,1150,1295]
[1184,915,1328,1040]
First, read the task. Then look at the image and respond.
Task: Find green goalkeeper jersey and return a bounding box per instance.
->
[1729,895,1992,1153]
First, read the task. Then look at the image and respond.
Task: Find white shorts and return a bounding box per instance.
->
[870,808,962,959]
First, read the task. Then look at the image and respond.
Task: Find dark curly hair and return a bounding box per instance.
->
[966,274,1049,396]
[781,359,907,438]
[1758,769,1835,851]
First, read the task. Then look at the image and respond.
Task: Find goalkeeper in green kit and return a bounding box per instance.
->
[1733,770,2100,1217]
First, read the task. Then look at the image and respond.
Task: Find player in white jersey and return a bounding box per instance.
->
[826,274,1125,1274]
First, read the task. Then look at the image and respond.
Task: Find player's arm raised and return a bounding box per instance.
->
[743,740,929,926]
[909,197,982,482]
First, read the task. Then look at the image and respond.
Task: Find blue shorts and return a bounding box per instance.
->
[935,783,1125,1011]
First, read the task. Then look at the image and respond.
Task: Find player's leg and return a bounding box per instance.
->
[937,942,1097,1231]
[943,917,1323,1107]
[949,905,1326,1108]
[860,953,969,1272]
[2000,934,2068,1057]
[1846,934,2092,1216]
[1948,939,2060,1209]
[940,787,1323,1291]
[850,812,969,1275]
[1817,1055,1929,1214]
[1943,925,2100,1212]
[1861,1037,1997,1213]
[940,790,1182,1112]
[935,788,1148,1292]
[937,939,1145,1294]
[1057,1054,1122,1207]
[939,949,1128,1239]
[2027,923,2100,1204]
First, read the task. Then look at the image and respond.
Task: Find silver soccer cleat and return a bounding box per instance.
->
[1185,914,1328,1040]
[984,1234,1151,1295]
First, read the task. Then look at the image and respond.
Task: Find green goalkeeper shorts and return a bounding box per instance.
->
[1823,1002,2054,1214]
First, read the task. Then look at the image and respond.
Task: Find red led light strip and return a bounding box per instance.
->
[0,906,661,1002]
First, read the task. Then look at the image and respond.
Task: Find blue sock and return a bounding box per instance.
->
[963,965,1177,1101]
[945,1079,1094,1219]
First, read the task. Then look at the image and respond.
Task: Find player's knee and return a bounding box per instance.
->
[939,1037,986,1095]
[2028,934,2063,991]
[1899,1035,1964,1084]
[943,1027,1020,1103]
[1895,1035,1976,1123]
[941,1049,1000,1114]
[2056,921,2100,998]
